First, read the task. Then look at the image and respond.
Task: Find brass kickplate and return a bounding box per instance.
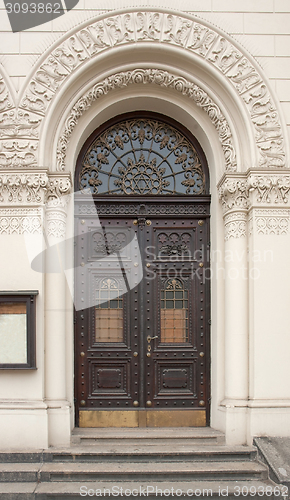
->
[79,409,206,428]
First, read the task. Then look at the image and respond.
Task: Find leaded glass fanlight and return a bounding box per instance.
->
[78,115,207,196]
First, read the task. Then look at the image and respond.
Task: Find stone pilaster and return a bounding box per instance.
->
[44,173,72,447]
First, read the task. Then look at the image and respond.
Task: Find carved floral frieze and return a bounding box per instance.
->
[0,110,41,139]
[56,68,237,172]
[0,172,48,204]
[0,170,72,237]
[219,171,290,216]
[219,171,290,238]
[0,170,72,205]
[0,141,38,168]
[45,208,67,238]
[248,174,290,205]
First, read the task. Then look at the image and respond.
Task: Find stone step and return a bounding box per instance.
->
[0,463,41,483]
[0,479,286,500]
[0,460,268,483]
[72,427,225,446]
[0,445,257,463]
[43,445,257,462]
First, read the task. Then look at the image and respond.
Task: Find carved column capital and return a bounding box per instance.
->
[45,173,72,207]
[0,169,48,205]
[218,174,249,216]
[45,173,72,239]
[218,170,290,239]
[247,172,290,206]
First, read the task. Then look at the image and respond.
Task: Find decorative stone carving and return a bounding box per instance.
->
[0,171,48,204]
[46,175,72,205]
[251,209,290,236]
[244,85,285,168]
[248,174,290,205]
[45,174,72,239]
[218,176,249,214]
[45,208,67,239]
[224,212,247,240]
[0,110,41,138]
[0,76,13,113]
[57,68,237,172]
[17,10,286,170]
[0,207,42,234]
[0,170,72,206]
[219,171,290,214]
[257,216,289,235]
[0,141,37,168]
[219,172,290,238]
[76,202,209,216]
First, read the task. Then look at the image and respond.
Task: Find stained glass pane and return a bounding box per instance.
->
[95,278,123,343]
[160,278,188,343]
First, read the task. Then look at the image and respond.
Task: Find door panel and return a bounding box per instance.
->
[75,197,210,426]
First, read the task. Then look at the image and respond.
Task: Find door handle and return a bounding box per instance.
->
[147,335,158,342]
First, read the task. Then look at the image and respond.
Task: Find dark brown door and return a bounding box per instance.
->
[75,197,210,427]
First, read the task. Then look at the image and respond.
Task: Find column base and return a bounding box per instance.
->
[219,399,248,445]
[46,400,71,447]
[248,400,290,440]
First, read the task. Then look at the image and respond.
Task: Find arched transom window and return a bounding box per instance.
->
[78,116,207,196]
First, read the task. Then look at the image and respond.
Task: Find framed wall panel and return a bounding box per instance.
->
[0,291,38,369]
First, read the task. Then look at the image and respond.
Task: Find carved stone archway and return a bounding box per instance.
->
[9,8,288,174]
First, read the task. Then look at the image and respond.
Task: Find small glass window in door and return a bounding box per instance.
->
[95,278,123,343]
[160,278,188,343]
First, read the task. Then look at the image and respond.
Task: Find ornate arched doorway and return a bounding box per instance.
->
[74,112,211,427]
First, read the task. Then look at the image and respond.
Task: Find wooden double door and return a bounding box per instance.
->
[75,197,210,427]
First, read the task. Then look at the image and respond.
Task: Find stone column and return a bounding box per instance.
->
[44,174,72,447]
[218,176,249,444]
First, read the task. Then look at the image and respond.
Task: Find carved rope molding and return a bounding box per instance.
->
[14,9,286,170]
[56,68,236,172]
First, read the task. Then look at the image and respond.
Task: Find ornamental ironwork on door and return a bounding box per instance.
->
[78,116,207,196]
[75,112,210,427]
